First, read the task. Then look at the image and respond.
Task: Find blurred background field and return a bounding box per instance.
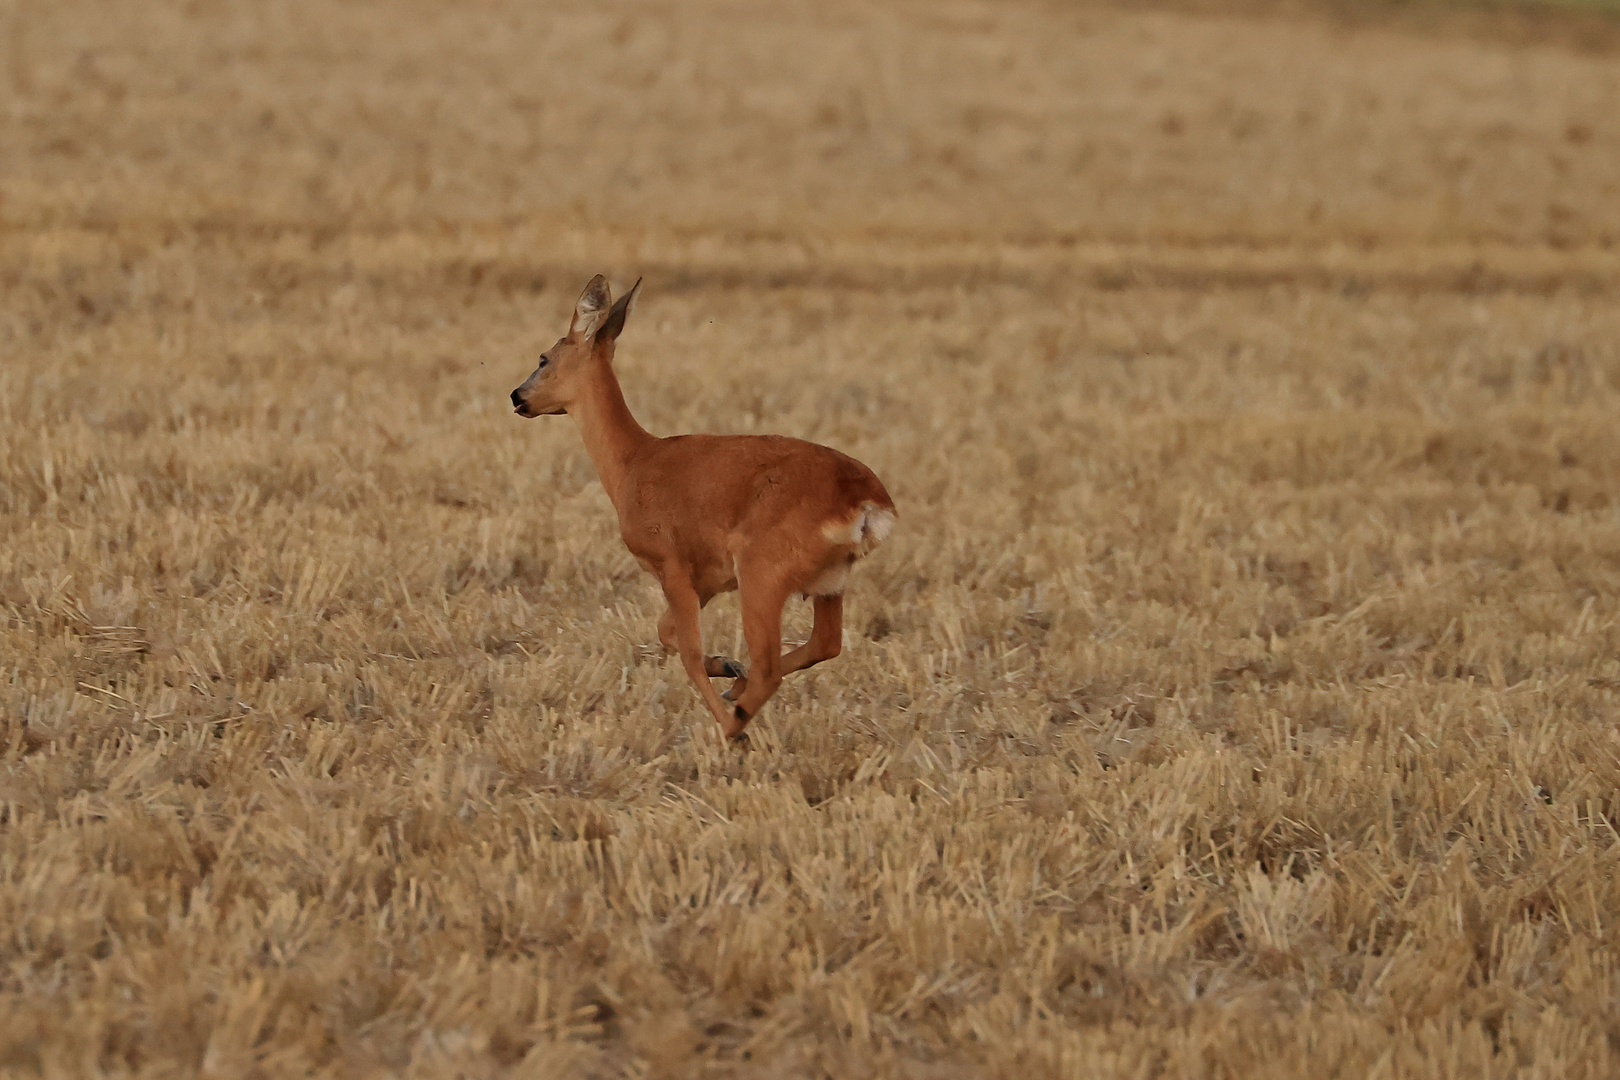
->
[3,0,1620,1076]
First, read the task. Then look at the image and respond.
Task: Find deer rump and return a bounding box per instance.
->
[620,433,893,601]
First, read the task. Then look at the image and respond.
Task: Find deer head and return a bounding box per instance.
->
[510,274,641,418]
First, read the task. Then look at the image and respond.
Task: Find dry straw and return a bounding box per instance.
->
[3,0,1620,1075]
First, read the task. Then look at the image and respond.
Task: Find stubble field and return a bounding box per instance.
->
[4,0,1620,1076]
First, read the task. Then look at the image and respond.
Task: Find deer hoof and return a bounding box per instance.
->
[719,658,746,680]
[729,730,751,750]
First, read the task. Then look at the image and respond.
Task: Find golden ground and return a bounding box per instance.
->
[4,0,1620,1075]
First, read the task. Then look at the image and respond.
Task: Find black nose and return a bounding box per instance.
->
[510,388,523,408]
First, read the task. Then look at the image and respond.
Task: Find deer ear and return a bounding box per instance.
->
[594,277,642,348]
[570,275,612,339]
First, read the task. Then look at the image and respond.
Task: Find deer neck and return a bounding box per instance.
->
[567,358,653,509]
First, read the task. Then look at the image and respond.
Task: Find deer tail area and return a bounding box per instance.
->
[821,500,896,557]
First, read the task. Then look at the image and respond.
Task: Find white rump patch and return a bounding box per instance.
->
[820,500,896,557]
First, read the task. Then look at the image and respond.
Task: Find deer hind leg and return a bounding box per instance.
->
[728,569,793,732]
[779,593,844,677]
[658,606,745,681]
[727,574,845,706]
[660,579,749,742]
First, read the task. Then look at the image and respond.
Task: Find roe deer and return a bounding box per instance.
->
[510,276,895,745]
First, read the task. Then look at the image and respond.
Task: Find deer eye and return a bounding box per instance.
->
[537,355,550,368]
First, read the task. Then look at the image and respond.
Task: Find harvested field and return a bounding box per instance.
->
[4,0,1620,1075]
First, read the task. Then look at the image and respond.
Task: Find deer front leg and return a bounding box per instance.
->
[657,606,746,680]
[660,580,750,742]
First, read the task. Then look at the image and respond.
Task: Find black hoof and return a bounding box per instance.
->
[719,659,746,680]
[730,731,751,749]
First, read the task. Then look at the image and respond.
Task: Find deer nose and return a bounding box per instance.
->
[510,388,524,408]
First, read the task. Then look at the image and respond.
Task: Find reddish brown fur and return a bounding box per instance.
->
[511,276,895,743]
